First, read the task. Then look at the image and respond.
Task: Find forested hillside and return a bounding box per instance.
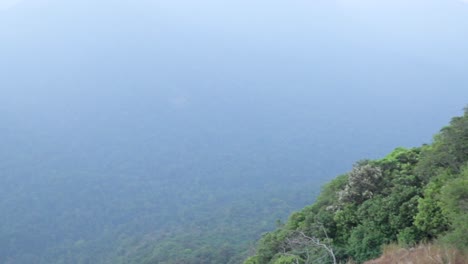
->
[245,107,468,264]
[0,146,319,264]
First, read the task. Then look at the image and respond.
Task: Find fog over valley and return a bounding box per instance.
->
[1,0,467,263]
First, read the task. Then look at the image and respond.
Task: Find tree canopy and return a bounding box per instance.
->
[245,107,468,264]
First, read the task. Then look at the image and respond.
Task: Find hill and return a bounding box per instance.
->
[245,107,468,264]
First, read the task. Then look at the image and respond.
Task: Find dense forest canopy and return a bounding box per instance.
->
[245,107,468,264]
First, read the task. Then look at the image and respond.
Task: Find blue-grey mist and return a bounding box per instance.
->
[1,0,467,263]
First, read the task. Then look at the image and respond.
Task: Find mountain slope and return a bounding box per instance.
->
[245,107,468,264]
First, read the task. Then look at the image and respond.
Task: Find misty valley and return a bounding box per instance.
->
[1,0,468,263]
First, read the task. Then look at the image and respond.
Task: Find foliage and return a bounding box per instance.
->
[246,107,468,264]
[439,165,468,250]
[414,174,451,238]
[272,255,301,264]
[0,165,317,264]
[338,162,383,205]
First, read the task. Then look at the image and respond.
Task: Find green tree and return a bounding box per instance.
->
[440,164,468,249]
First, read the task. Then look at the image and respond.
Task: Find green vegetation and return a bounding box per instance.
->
[246,107,468,264]
[0,172,317,264]
[2,105,466,264]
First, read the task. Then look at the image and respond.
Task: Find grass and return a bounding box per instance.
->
[361,243,468,264]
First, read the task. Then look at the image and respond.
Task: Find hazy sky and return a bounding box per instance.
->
[1,0,468,178]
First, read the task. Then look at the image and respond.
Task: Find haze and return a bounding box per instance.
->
[1,0,467,263]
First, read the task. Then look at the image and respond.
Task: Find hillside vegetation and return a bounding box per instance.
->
[245,107,468,264]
